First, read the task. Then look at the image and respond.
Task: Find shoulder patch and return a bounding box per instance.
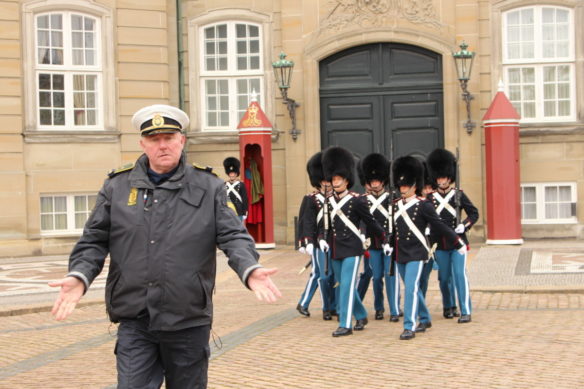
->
[108,162,134,178]
[192,162,217,177]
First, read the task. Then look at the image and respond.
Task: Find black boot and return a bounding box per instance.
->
[443,307,454,319]
[399,329,415,340]
[452,307,461,317]
[375,310,384,320]
[296,304,310,317]
[458,314,472,324]
[389,315,400,322]
[415,321,432,333]
[322,311,332,321]
[354,318,368,331]
[332,327,353,337]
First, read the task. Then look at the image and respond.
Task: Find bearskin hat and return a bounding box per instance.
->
[426,148,456,183]
[322,146,355,189]
[362,153,390,185]
[306,152,325,188]
[392,155,424,196]
[223,157,240,176]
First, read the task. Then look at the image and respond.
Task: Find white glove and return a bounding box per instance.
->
[455,224,465,234]
[243,215,248,220]
[457,244,468,255]
[319,240,329,253]
[298,246,306,255]
[382,243,393,257]
[424,227,430,236]
[305,243,314,255]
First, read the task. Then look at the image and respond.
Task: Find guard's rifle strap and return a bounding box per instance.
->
[323,189,330,276]
[455,147,462,226]
[388,170,397,277]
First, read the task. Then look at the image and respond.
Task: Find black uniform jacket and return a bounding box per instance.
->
[392,196,464,264]
[427,189,479,250]
[319,192,386,260]
[296,194,310,248]
[363,192,391,250]
[225,180,249,216]
[67,153,261,331]
[298,191,325,247]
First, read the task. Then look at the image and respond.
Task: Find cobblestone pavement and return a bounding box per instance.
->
[1,242,584,388]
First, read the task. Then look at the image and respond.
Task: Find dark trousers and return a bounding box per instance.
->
[115,318,211,389]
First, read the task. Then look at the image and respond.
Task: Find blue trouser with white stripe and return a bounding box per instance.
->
[298,248,320,309]
[435,249,472,315]
[316,248,336,312]
[419,259,433,298]
[368,249,401,316]
[397,260,431,331]
[356,255,372,300]
[332,256,368,329]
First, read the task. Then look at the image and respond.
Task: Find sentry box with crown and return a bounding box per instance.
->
[237,94,275,249]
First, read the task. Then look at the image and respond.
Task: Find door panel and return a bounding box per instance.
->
[319,43,444,172]
[320,95,382,158]
[384,93,443,160]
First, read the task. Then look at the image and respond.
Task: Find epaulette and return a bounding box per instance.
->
[108,162,134,178]
[192,162,217,176]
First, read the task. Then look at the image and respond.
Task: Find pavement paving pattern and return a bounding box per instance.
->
[0,245,583,388]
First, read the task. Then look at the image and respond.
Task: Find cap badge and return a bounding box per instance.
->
[152,114,164,127]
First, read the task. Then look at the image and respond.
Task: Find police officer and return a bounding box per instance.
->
[296,152,336,320]
[426,148,479,323]
[223,157,249,221]
[359,153,401,322]
[318,147,390,337]
[391,156,466,340]
[49,104,281,389]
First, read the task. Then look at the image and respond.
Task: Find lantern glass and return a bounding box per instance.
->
[272,52,294,91]
[453,42,475,81]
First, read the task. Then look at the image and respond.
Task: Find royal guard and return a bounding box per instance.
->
[295,152,336,320]
[391,156,466,340]
[359,153,402,322]
[319,146,390,337]
[426,148,479,323]
[223,157,249,221]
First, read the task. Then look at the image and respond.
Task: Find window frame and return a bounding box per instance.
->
[40,193,98,236]
[22,0,116,139]
[520,182,577,224]
[187,9,274,138]
[34,11,103,130]
[198,21,265,132]
[501,5,576,123]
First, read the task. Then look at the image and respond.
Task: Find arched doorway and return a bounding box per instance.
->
[320,43,444,163]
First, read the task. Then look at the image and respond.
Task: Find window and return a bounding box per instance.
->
[40,194,97,235]
[34,11,102,129]
[502,6,575,123]
[199,22,263,131]
[521,183,577,223]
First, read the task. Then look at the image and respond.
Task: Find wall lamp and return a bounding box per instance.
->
[272,52,301,141]
[452,41,476,134]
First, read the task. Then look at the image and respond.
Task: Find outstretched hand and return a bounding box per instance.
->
[48,276,85,321]
[247,267,282,303]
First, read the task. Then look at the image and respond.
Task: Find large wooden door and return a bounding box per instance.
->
[320,43,444,164]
